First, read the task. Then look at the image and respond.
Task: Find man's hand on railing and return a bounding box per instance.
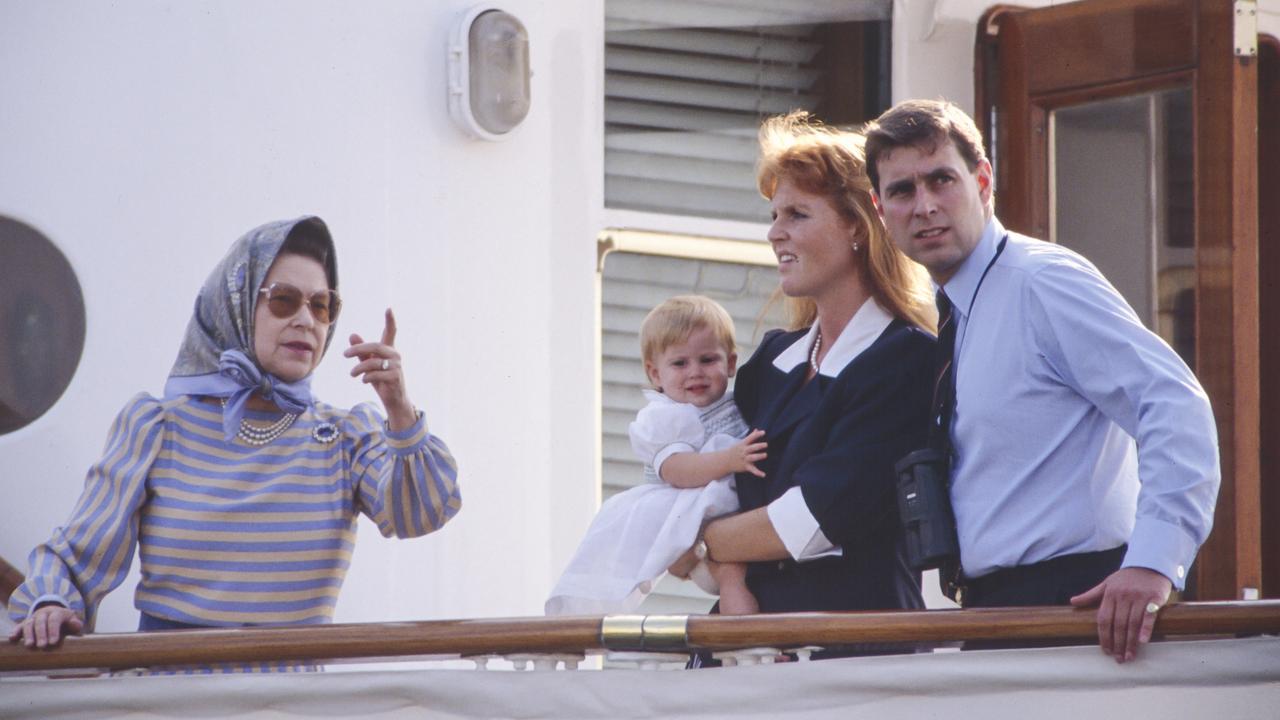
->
[1070,566,1173,664]
[8,604,84,649]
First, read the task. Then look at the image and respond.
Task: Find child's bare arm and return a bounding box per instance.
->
[659,429,767,488]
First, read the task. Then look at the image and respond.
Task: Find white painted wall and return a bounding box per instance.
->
[1262,4,1280,37]
[0,0,602,630]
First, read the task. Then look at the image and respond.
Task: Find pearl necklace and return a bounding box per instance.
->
[220,398,298,446]
[809,330,822,373]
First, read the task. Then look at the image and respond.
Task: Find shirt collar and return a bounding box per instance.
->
[772,298,894,377]
[641,387,736,414]
[938,216,1005,321]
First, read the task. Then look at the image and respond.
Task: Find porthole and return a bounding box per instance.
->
[0,217,86,434]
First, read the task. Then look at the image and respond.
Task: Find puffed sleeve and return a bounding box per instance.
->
[794,330,934,546]
[628,393,706,479]
[7,394,166,628]
[343,403,461,539]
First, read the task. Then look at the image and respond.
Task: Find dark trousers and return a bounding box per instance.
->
[960,545,1125,650]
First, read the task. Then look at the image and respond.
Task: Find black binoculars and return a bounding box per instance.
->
[894,448,959,571]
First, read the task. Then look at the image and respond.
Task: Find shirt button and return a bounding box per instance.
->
[1176,565,1186,579]
[777,561,786,571]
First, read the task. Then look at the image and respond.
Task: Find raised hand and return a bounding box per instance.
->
[342,308,417,431]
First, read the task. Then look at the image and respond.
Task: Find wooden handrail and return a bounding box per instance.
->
[0,554,22,608]
[686,601,1279,647]
[1,601,1277,673]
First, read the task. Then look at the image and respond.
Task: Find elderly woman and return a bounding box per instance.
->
[690,113,935,651]
[8,216,460,651]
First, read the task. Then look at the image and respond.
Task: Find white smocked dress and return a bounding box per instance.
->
[545,390,747,615]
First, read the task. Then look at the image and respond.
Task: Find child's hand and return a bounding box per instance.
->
[729,429,768,477]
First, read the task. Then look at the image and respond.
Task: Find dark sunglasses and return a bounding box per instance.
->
[258,283,342,325]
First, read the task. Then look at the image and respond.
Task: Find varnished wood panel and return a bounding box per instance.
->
[1259,35,1280,599]
[981,6,1035,235]
[1015,0,1196,94]
[976,6,1025,232]
[1194,0,1261,601]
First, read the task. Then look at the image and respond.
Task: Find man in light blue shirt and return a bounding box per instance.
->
[864,99,1220,663]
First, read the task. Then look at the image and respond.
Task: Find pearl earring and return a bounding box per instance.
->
[853,241,860,252]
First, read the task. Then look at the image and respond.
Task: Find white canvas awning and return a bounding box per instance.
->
[4,636,1278,719]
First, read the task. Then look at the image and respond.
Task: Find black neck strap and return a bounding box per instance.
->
[962,234,1009,318]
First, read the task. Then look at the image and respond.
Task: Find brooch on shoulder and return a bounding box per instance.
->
[311,422,340,444]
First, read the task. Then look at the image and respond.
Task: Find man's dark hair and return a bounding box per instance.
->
[863,100,989,194]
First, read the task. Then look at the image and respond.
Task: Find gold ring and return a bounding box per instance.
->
[1144,601,1161,614]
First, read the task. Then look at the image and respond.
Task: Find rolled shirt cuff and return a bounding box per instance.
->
[1122,516,1201,590]
[767,487,842,561]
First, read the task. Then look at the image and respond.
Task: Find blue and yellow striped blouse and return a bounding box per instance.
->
[8,393,460,628]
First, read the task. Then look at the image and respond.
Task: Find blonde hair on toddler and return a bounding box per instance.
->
[639,295,737,371]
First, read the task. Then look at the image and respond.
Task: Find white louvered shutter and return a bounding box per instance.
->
[604,0,892,223]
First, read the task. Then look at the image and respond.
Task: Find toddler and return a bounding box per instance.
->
[546,295,766,615]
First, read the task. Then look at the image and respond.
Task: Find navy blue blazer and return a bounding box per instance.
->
[733,318,933,613]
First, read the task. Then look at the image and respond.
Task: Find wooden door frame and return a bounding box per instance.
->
[1259,33,1279,599]
[975,0,1260,601]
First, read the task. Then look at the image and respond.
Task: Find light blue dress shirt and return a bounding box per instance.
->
[942,217,1220,588]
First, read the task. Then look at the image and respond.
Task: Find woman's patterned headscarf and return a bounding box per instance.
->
[163,216,339,439]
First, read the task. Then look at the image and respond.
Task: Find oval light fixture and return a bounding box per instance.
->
[448,6,531,141]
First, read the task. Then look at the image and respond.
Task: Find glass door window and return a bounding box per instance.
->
[1050,87,1195,367]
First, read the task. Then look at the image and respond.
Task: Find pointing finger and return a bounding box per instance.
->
[382,308,397,347]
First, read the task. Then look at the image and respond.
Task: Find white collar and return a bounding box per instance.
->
[937,216,1004,321]
[772,298,893,378]
[642,388,674,405]
[641,388,735,412]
